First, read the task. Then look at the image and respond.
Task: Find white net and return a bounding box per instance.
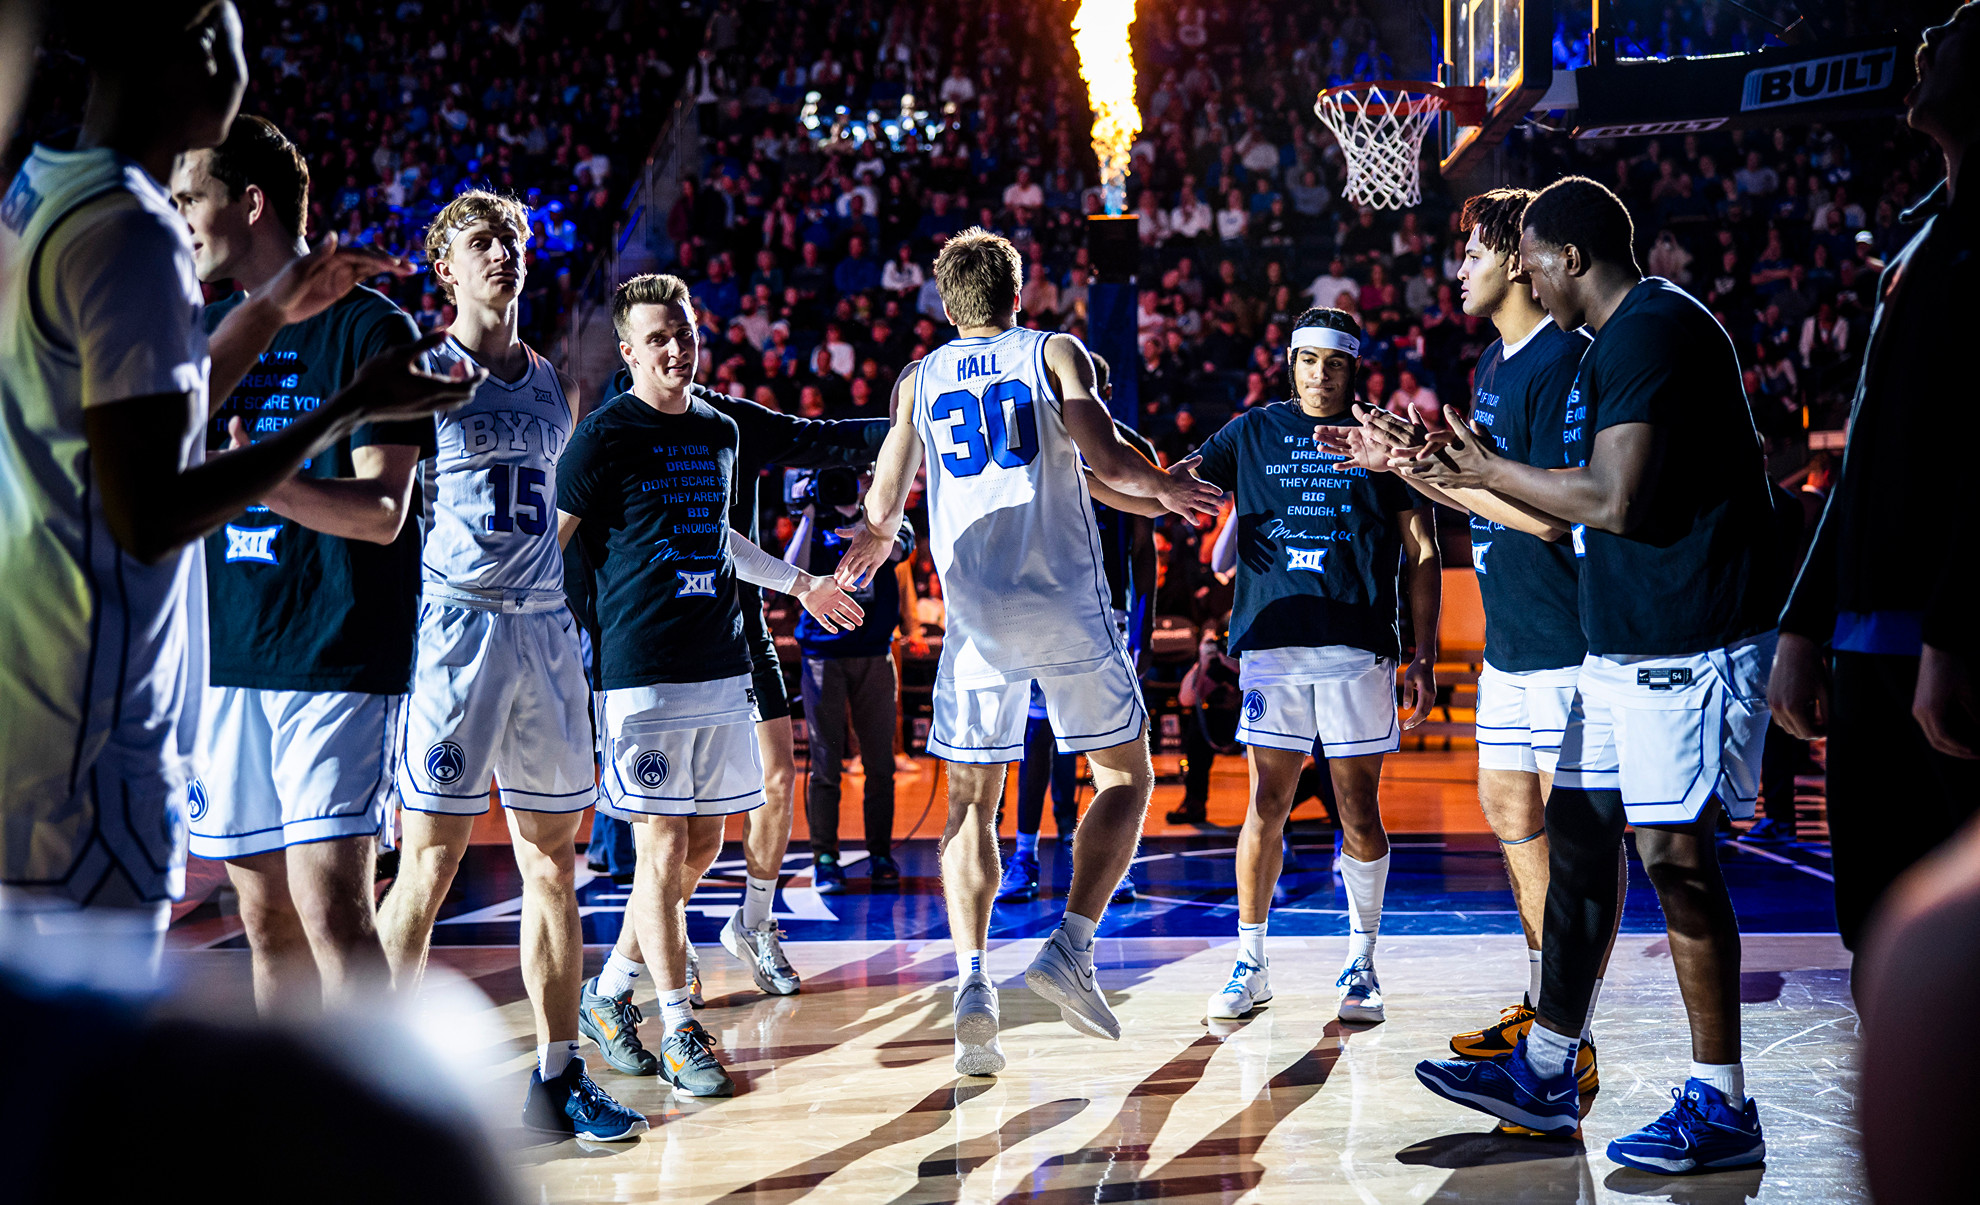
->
[1313,84,1445,211]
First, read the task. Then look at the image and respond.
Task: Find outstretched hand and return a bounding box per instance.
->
[832,514,899,590]
[261,232,417,327]
[1314,423,1393,474]
[340,330,485,427]
[1394,404,1496,488]
[794,571,867,633]
[1154,453,1224,521]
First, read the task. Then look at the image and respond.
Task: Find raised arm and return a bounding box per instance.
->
[833,361,927,588]
[1049,333,1220,520]
[730,525,865,632]
[1321,408,1570,540]
[1395,404,1660,536]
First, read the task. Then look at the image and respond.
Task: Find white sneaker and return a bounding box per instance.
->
[1025,927,1121,1040]
[721,907,801,996]
[1207,958,1272,1020]
[1335,955,1384,1023]
[953,972,1006,1076]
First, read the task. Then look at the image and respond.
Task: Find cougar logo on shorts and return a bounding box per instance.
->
[678,570,716,597]
[1286,547,1328,574]
[426,741,466,785]
[1472,541,1491,574]
[1243,690,1267,723]
[186,778,208,822]
[224,523,281,565]
[635,749,670,788]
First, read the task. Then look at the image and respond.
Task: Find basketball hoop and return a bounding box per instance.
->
[1313,81,1486,211]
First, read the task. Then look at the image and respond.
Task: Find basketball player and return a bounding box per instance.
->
[834,228,1220,1076]
[171,116,453,1009]
[1322,190,1611,1101]
[1408,177,1779,1173]
[555,274,863,1098]
[586,369,887,1002]
[1184,307,1440,1027]
[363,191,643,1140]
[0,4,469,989]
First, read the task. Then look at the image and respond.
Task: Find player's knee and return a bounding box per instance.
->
[762,758,796,800]
[235,887,307,947]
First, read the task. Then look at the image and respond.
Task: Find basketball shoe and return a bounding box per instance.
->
[1207,959,1271,1020]
[658,1018,734,1097]
[1025,927,1121,1040]
[1606,1080,1765,1174]
[1415,1038,1580,1137]
[578,977,658,1076]
[953,971,1006,1076]
[522,1056,649,1140]
[722,908,801,996]
[1336,956,1384,1023]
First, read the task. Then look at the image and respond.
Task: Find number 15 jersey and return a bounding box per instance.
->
[913,326,1120,687]
[420,337,571,603]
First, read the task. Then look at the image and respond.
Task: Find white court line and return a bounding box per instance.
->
[1725,839,1836,882]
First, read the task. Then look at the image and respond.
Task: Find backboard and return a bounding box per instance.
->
[1439,0,1553,178]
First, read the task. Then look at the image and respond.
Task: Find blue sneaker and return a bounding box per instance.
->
[1111,864,1139,905]
[996,852,1039,903]
[522,1056,649,1140]
[814,854,846,894]
[1742,818,1795,842]
[1415,1038,1580,1137]
[1607,1079,1765,1174]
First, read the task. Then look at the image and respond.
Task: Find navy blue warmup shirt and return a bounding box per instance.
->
[557,392,749,688]
[1560,277,1782,656]
[1195,401,1421,660]
[1469,321,1590,672]
[202,286,432,694]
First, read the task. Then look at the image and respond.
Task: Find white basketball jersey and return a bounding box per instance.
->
[0,146,208,895]
[913,326,1118,685]
[420,337,570,603]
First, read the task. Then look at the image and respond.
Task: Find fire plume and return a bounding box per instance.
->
[1068,0,1141,215]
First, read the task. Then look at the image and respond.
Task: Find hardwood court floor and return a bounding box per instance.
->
[164,932,1860,1203]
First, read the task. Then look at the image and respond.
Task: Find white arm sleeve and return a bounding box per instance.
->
[729,528,802,595]
[1211,507,1240,574]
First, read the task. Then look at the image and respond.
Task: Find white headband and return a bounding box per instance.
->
[1290,326,1361,357]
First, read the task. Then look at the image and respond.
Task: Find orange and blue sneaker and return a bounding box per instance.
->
[1415,1036,1580,1137]
[1450,1000,1534,1058]
[1607,1079,1765,1174]
[578,976,659,1076]
[658,1017,735,1097]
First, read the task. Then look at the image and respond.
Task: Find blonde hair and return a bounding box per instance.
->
[933,227,1021,328]
[423,190,531,300]
[611,273,693,341]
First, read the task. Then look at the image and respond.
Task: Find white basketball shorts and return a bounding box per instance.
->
[1475,662,1581,775]
[1236,646,1400,758]
[189,688,404,859]
[597,675,765,819]
[397,603,597,816]
[1555,631,1775,825]
[928,648,1145,765]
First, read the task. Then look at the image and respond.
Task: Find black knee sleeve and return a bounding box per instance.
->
[1539,787,1628,1032]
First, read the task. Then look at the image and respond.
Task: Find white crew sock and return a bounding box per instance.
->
[1338,851,1390,962]
[956,947,986,979]
[1527,947,1543,1006]
[1522,1021,1580,1083]
[1238,919,1268,966]
[596,950,645,1000]
[743,875,776,929]
[659,985,694,1033]
[1014,830,1039,860]
[1582,977,1603,1042]
[1059,910,1099,953]
[538,1039,579,1080]
[1691,1060,1745,1103]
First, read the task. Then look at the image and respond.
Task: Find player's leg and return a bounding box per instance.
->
[376,811,476,987]
[800,655,850,892]
[1329,751,1390,1023]
[741,713,795,899]
[507,803,645,1138]
[1001,702,1053,903]
[283,833,389,1001]
[224,850,320,1013]
[1632,805,1741,1063]
[944,758,1010,1075]
[627,812,732,1095]
[1211,743,1303,1019]
[683,813,722,1002]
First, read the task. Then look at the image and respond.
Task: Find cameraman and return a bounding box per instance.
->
[785,468,915,891]
[1175,620,1243,822]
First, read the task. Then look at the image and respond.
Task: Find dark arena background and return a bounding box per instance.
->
[2,0,1974,1201]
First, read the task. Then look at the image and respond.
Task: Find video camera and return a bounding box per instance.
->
[787,466,862,513]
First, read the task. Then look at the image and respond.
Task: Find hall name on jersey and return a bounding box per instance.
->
[954,352,1002,381]
[460,410,567,458]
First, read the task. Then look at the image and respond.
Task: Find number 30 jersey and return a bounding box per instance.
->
[421,337,571,602]
[913,326,1120,686]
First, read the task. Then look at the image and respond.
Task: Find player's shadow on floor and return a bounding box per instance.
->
[1399,1132,1596,1202]
[1604,1165,1765,1204]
